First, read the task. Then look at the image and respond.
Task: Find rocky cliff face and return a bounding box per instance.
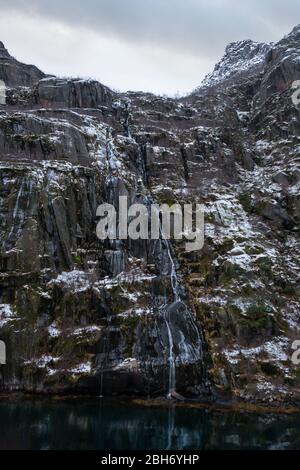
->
[0,41,45,87]
[0,27,299,407]
[200,39,271,89]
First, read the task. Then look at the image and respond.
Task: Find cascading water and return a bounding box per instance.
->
[110,101,205,400]
[158,208,204,394]
[164,311,176,399]
[160,231,180,398]
[148,203,181,399]
[162,233,180,302]
[131,135,185,399]
[6,179,25,248]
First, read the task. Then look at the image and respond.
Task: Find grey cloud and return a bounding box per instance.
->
[0,0,299,94]
[2,0,300,60]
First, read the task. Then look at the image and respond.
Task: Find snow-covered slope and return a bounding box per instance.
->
[200,39,271,89]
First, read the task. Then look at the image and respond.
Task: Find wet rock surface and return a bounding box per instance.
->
[0,28,300,406]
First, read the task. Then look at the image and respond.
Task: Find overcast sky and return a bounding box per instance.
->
[0,0,299,95]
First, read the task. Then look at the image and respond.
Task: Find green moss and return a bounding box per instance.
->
[188,254,214,284]
[14,133,39,149]
[205,213,215,223]
[14,286,40,325]
[195,302,210,322]
[226,303,242,316]
[254,256,273,275]
[219,262,245,286]
[246,303,273,316]
[53,330,99,359]
[121,315,139,357]
[239,193,253,213]
[279,283,298,298]
[244,245,264,255]
[238,303,276,333]
[72,252,83,266]
[254,200,268,215]
[157,197,177,207]
[240,284,255,296]
[40,136,56,153]
[218,237,234,255]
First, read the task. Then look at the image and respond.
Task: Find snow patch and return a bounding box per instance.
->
[48,323,61,338]
[49,270,90,293]
[69,362,92,376]
[0,304,17,327]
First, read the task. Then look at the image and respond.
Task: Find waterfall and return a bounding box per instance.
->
[6,179,25,248]
[113,101,202,400]
[164,312,176,399]
[159,210,204,397]
[150,205,181,398]
[13,180,24,218]
[160,231,180,398]
[162,232,180,303]
[106,134,121,172]
[123,101,132,139]
[142,198,179,398]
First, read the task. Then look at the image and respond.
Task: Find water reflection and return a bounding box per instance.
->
[0,399,299,450]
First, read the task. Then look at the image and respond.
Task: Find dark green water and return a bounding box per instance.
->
[0,398,299,450]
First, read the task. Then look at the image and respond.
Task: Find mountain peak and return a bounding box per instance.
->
[0,41,45,86]
[287,23,300,37]
[276,23,300,49]
[200,39,271,90]
[225,39,269,55]
[0,41,11,59]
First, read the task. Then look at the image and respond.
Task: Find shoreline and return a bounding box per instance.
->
[0,392,299,414]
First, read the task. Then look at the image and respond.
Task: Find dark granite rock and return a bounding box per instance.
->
[0,42,45,87]
[0,26,300,406]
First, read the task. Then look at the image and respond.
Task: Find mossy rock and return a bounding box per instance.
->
[72,251,83,267]
[254,199,269,215]
[277,281,298,298]
[239,193,253,213]
[120,314,139,357]
[40,136,56,154]
[254,256,273,275]
[217,237,235,255]
[234,303,278,341]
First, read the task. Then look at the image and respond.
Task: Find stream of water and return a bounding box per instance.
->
[102,109,202,400]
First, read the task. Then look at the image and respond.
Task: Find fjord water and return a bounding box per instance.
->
[0,399,300,450]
